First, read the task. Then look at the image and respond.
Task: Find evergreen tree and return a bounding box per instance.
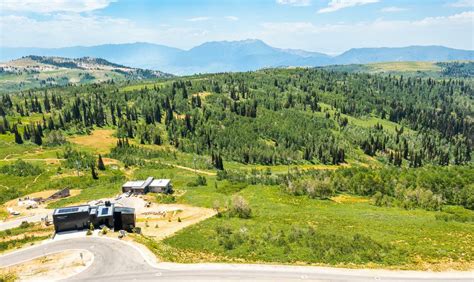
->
[97,154,106,171]
[91,165,99,179]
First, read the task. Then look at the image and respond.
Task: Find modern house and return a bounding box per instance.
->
[53,202,135,233]
[122,177,172,194]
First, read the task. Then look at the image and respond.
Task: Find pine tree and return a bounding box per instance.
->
[91,165,99,179]
[97,154,106,171]
[14,130,23,144]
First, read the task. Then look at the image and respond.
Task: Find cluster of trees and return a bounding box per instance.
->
[0,67,471,168]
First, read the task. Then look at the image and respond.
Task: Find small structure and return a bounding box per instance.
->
[47,188,70,200]
[53,203,135,233]
[122,177,172,194]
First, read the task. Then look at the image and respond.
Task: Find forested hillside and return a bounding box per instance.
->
[1,68,471,167]
[0,67,473,268]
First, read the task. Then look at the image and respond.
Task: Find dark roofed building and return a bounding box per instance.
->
[53,203,135,233]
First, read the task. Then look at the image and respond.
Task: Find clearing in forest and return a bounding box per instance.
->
[69,129,117,154]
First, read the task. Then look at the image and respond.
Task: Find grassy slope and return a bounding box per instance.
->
[0,69,473,269]
[0,69,125,92]
[164,185,474,270]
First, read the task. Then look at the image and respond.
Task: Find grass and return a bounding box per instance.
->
[0,222,53,253]
[68,129,117,154]
[0,125,472,270]
[163,185,474,270]
[368,62,441,73]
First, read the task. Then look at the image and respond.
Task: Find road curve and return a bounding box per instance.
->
[0,237,472,281]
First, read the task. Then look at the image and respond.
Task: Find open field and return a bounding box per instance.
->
[69,129,117,154]
[164,186,474,270]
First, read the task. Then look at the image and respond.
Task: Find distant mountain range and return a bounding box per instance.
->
[1,40,473,75]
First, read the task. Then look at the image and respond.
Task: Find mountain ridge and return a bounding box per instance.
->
[0,55,172,92]
[1,40,473,75]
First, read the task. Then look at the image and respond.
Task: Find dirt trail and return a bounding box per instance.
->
[168,164,216,176]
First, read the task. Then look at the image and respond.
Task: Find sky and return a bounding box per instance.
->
[0,0,473,54]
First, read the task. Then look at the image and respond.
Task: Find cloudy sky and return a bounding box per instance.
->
[1,0,473,54]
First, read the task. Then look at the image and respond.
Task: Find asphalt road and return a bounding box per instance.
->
[0,213,49,231]
[0,237,472,281]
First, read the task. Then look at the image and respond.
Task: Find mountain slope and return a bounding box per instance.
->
[0,55,172,91]
[335,46,474,64]
[1,41,473,75]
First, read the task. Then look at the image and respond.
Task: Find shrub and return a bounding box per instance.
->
[188,175,207,187]
[45,130,67,146]
[155,194,176,204]
[19,221,31,229]
[230,195,252,219]
[101,227,108,235]
[0,160,43,177]
[285,178,335,199]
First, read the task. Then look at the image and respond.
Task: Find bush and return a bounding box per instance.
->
[19,221,31,229]
[155,194,176,204]
[230,195,252,219]
[101,227,108,235]
[45,130,67,146]
[0,160,43,177]
[285,178,335,199]
[188,175,207,187]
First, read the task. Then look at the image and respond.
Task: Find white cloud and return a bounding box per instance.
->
[449,0,474,7]
[318,0,379,13]
[0,14,208,48]
[380,6,408,13]
[1,0,114,13]
[260,11,474,52]
[186,17,211,22]
[225,16,239,21]
[276,0,311,7]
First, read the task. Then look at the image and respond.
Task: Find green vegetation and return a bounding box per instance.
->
[0,222,53,253]
[0,160,43,176]
[164,185,473,268]
[0,64,472,269]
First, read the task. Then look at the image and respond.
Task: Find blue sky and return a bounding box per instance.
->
[1,0,473,53]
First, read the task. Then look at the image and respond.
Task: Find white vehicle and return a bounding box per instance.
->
[7,208,20,216]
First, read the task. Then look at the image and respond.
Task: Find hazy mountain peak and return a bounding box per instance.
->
[1,41,473,75]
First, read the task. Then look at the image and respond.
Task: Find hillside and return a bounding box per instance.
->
[0,55,172,91]
[0,67,472,270]
[1,41,472,75]
[321,61,474,78]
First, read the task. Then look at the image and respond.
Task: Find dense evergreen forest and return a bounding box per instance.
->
[1,68,471,168]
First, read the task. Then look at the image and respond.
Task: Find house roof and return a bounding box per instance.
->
[123,178,171,188]
[150,179,171,187]
[54,205,89,215]
[122,180,146,188]
[115,207,135,214]
[97,205,114,217]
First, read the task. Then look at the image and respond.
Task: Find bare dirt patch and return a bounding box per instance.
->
[3,189,80,220]
[137,204,216,240]
[101,195,216,240]
[69,129,116,154]
[0,249,93,281]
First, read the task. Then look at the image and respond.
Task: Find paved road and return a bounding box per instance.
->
[0,237,472,281]
[0,213,50,231]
